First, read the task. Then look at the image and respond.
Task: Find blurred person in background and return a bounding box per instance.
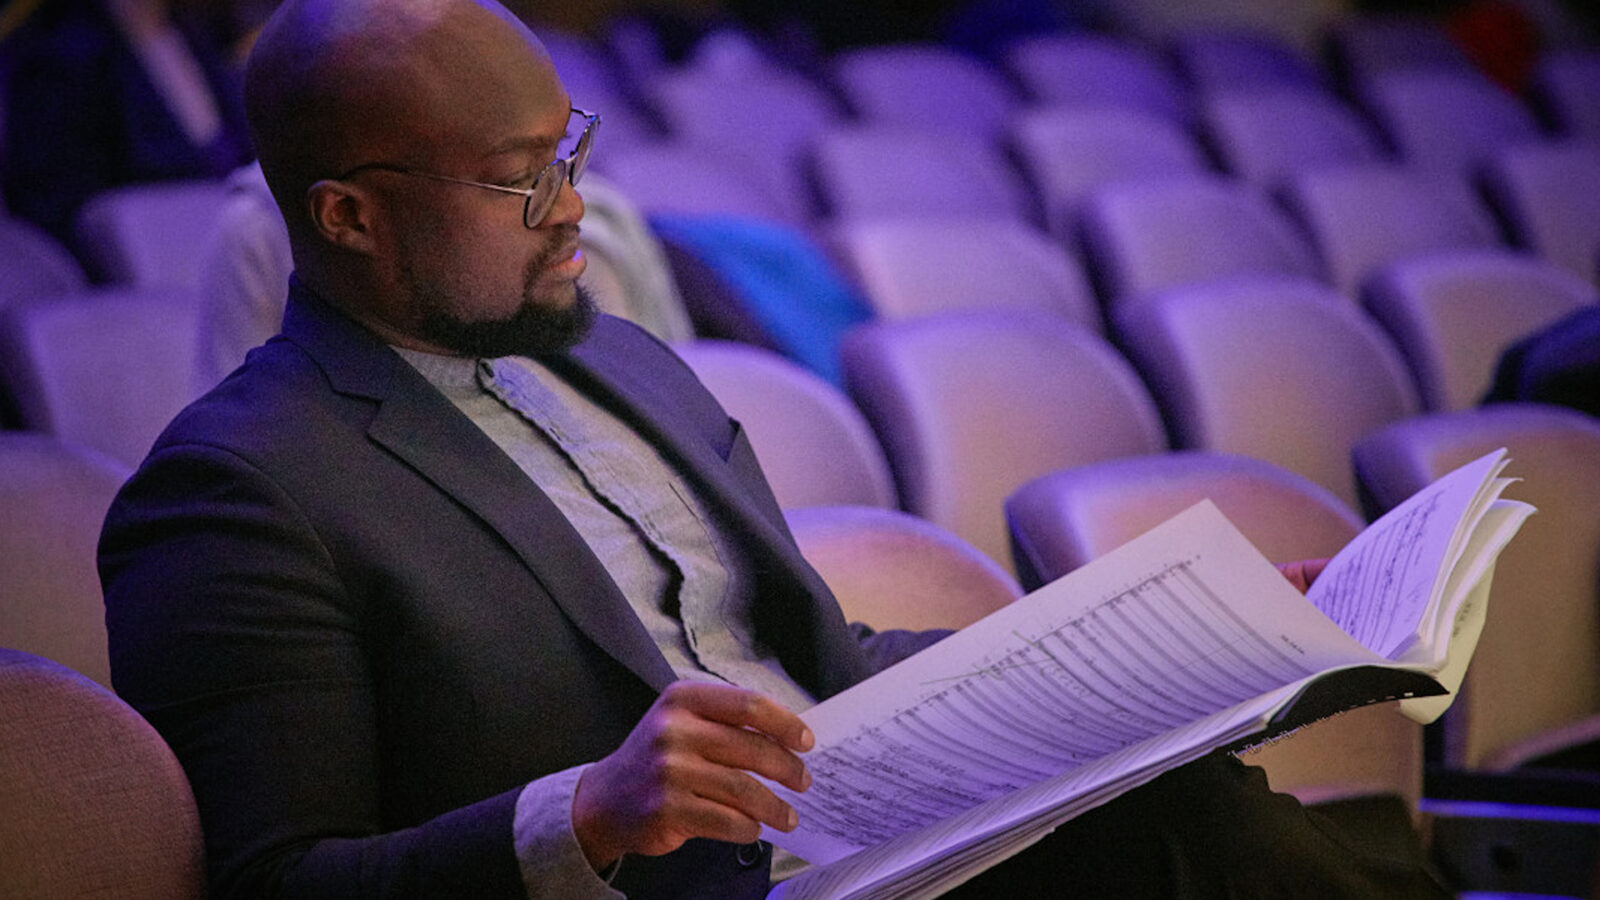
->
[1,0,257,259]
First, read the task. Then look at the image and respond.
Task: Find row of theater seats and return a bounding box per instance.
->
[682,329,1600,895]
[1,186,1593,486]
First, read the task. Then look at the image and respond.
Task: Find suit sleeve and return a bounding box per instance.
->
[100,442,528,899]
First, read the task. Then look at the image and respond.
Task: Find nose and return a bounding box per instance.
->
[537,177,584,228]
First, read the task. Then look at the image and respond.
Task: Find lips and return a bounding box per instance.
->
[543,241,586,281]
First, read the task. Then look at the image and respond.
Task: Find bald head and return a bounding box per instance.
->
[244,0,560,249]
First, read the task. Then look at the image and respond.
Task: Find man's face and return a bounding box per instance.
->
[365,15,595,357]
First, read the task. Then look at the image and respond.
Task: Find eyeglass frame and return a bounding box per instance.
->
[333,107,599,229]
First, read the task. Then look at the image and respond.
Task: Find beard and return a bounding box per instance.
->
[401,225,598,359]
[416,280,597,359]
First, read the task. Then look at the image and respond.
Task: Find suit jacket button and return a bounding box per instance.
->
[736,840,768,867]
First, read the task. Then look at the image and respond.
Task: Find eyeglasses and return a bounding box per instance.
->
[335,108,599,228]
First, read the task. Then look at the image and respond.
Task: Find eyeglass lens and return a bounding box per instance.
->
[523,113,598,228]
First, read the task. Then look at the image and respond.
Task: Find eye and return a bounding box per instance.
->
[495,170,538,190]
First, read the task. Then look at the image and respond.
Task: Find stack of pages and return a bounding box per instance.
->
[766,449,1533,900]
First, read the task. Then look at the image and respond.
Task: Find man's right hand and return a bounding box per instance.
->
[571,682,815,870]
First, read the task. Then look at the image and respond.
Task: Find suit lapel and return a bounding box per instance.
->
[553,328,876,697]
[283,287,678,693]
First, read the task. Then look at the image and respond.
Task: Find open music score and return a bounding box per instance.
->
[766,450,1532,900]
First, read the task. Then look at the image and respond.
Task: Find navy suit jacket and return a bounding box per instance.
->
[100,282,899,899]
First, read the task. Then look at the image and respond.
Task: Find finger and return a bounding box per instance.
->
[670,791,776,845]
[678,755,801,834]
[1277,558,1331,593]
[660,682,815,753]
[662,709,812,793]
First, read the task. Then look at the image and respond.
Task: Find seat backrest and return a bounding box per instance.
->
[786,505,1021,631]
[1009,105,1209,239]
[1483,140,1600,283]
[539,29,653,152]
[0,215,87,311]
[1354,406,1600,769]
[594,141,799,226]
[1003,450,1422,804]
[831,44,1017,142]
[647,66,842,224]
[1199,86,1387,189]
[72,179,233,290]
[1115,277,1420,509]
[673,340,896,510]
[1006,450,1362,586]
[1169,26,1323,94]
[841,310,1167,571]
[1077,174,1321,308]
[1363,249,1598,411]
[1282,163,1502,296]
[1529,50,1600,139]
[811,126,1029,223]
[0,288,204,467]
[0,647,205,899]
[1003,33,1189,124]
[829,217,1100,331]
[1324,14,1476,86]
[1358,69,1543,177]
[0,434,130,687]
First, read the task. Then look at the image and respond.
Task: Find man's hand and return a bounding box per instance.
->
[571,682,814,870]
[1277,558,1330,594]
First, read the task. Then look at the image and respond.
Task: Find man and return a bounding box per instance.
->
[98,0,1448,896]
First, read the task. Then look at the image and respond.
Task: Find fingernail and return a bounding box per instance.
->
[800,767,812,791]
[786,808,798,830]
[799,727,815,751]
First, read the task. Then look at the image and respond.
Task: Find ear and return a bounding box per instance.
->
[306,179,379,255]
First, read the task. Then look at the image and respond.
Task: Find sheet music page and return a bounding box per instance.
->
[1307,450,1509,659]
[764,502,1382,867]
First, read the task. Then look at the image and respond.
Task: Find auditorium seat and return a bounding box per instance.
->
[1357,69,1544,178]
[829,217,1100,330]
[811,126,1029,223]
[1529,50,1600,139]
[0,433,130,687]
[1355,406,1600,772]
[1282,164,1501,296]
[1003,33,1190,125]
[841,310,1166,571]
[0,648,205,899]
[1009,106,1209,239]
[1115,277,1419,509]
[1005,450,1423,807]
[673,339,896,510]
[1324,14,1476,87]
[0,287,204,467]
[830,44,1017,142]
[646,62,842,226]
[71,178,233,290]
[0,215,86,311]
[787,505,1021,632]
[1198,85,1388,189]
[1363,249,1598,411]
[1169,26,1324,94]
[1077,174,1321,309]
[1483,140,1600,283]
[593,141,800,225]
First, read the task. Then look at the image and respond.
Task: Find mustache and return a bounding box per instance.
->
[531,224,581,269]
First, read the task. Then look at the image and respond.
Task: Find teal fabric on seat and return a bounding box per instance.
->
[650,214,872,385]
